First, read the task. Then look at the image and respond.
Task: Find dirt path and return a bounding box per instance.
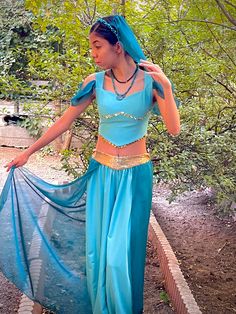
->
[152,184,236,314]
[0,147,174,314]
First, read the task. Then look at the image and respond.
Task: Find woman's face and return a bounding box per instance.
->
[89,32,119,69]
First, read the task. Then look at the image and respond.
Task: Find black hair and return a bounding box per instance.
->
[90,16,118,45]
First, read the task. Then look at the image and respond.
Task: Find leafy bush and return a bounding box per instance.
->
[1,0,235,215]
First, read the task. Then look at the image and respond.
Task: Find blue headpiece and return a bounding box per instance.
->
[96,15,146,64]
[97,18,119,40]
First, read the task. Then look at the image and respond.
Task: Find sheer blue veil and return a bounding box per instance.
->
[98,15,146,63]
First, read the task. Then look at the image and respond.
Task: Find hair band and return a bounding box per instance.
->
[97,18,119,40]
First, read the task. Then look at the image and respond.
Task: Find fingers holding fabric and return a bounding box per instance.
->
[139,59,163,73]
[139,59,171,89]
[4,152,30,172]
[4,160,16,172]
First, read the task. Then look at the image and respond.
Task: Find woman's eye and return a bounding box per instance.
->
[95,46,101,49]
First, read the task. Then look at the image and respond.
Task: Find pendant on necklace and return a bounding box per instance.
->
[116,94,125,100]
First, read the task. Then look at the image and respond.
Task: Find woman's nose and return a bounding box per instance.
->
[90,49,97,59]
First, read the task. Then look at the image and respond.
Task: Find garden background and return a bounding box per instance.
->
[0,0,235,212]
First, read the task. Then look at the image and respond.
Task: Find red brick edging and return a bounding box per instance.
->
[148,211,202,314]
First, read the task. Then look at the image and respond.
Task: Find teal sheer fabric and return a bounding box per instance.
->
[152,80,180,115]
[0,157,153,313]
[71,80,95,106]
[0,161,100,313]
[105,15,146,64]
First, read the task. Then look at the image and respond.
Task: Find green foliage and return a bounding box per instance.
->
[142,0,236,213]
[159,290,170,304]
[18,116,42,138]
[60,149,85,177]
[1,0,235,215]
[17,100,53,138]
[0,0,50,96]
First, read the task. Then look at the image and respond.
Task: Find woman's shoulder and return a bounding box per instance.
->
[83,71,106,85]
[83,73,96,85]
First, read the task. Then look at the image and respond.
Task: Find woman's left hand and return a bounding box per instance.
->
[139,59,171,89]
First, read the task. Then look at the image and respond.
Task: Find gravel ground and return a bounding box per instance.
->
[0,147,175,314]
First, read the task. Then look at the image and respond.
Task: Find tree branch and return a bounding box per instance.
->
[178,0,191,19]
[215,0,236,26]
[199,48,232,71]
[169,18,236,31]
[142,2,160,19]
[223,0,236,10]
[91,1,97,23]
[205,73,235,94]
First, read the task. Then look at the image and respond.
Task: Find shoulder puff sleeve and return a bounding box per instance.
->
[70,79,96,106]
[151,79,181,116]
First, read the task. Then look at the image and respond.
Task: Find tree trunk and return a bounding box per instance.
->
[62,129,73,150]
[121,0,126,17]
[53,100,63,152]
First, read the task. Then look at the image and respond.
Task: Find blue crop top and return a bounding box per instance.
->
[71,70,180,146]
[95,71,154,146]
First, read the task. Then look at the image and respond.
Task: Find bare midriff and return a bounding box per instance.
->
[95,134,148,156]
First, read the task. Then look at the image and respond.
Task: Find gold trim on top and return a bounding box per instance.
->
[92,150,150,170]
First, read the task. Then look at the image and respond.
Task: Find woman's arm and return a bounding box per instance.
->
[5,74,96,171]
[153,87,180,136]
[139,59,180,136]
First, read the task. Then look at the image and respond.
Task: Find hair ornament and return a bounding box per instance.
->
[97,18,119,40]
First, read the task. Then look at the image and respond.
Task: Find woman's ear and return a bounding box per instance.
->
[115,41,124,54]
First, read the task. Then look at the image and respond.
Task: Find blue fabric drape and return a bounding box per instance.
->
[71,80,96,107]
[0,160,98,313]
[86,160,153,313]
[0,158,153,313]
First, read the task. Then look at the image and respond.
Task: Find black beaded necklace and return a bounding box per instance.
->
[110,65,139,84]
[110,67,139,100]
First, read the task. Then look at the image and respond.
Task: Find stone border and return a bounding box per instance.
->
[148,211,202,314]
[17,295,42,314]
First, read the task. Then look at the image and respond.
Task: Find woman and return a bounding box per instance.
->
[1,15,180,314]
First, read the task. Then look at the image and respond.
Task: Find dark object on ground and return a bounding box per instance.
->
[3,114,28,125]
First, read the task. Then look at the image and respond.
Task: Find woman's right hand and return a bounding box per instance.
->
[4,151,30,172]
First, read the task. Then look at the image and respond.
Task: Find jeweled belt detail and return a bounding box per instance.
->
[92,150,151,170]
[100,110,151,120]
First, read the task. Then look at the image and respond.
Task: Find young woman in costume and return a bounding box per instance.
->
[1,15,180,314]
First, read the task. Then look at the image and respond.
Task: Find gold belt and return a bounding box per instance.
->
[92,150,151,170]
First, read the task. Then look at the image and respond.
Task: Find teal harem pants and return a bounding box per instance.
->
[0,155,153,314]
